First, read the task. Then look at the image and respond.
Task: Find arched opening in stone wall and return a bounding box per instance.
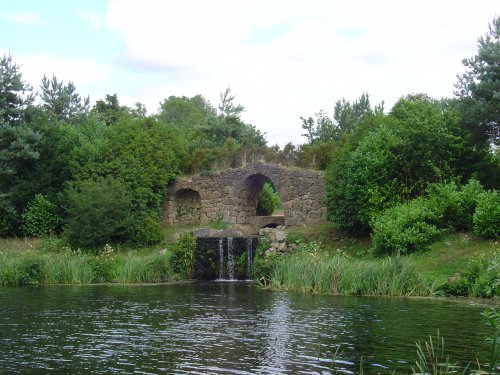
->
[239,174,284,223]
[173,188,201,224]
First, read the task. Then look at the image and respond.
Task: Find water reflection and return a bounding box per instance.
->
[257,294,292,373]
[0,283,492,374]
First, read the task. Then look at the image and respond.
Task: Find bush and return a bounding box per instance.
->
[22,194,61,237]
[445,253,499,297]
[126,211,164,246]
[457,179,485,229]
[473,190,499,238]
[426,179,484,231]
[252,239,283,284]
[371,198,442,256]
[257,182,275,215]
[0,198,18,237]
[170,233,196,278]
[62,177,133,249]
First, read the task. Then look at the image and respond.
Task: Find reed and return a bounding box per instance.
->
[42,251,94,284]
[111,251,174,283]
[271,247,437,296]
[0,239,175,285]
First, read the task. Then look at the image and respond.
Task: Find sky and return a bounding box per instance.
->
[0,0,498,146]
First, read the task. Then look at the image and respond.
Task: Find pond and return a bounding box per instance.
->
[0,282,493,374]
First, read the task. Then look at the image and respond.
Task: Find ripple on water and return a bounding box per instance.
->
[0,284,493,374]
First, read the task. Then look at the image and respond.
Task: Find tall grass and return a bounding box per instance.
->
[111,252,175,283]
[43,251,95,284]
[0,239,176,286]
[271,245,438,296]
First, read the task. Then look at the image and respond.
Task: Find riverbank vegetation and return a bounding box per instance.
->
[0,18,498,297]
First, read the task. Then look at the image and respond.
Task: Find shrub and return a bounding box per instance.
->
[0,198,18,237]
[426,179,484,231]
[445,253,500,297]
[457,179,485,230]
[257,182,275,215]
[371,198,442,256]
[62,177,133,249]
[126,211,163,246]
[473,190,499,239]
[22,194,61,237]
[252,239,283,284]
[170,233,196,278]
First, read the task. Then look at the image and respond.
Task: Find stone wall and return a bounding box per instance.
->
[163,162,327,230]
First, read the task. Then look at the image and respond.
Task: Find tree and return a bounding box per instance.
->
[301,93,383,144]
[325,95,464,233]
[333,92,373,135]
[40,75,89,123]
[300,116,316,143]
[63,177,133,248]
[218,86,244,119]
[455,16,500,146]
[91,94,129,125]
[0,54,41,202]
[0,54,34,124]
[157,95,215,134]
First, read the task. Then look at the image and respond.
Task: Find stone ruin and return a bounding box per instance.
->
[162,162,327,233]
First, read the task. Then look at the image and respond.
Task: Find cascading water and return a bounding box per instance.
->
[194,233,257,280]
[227,237,235,280]
[218,238,224,279]
[246,237,253,280]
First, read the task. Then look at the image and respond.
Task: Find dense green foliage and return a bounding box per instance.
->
[63,177,133,249]
[21,194,61,237]
[0,16,498,275]
[170,233,196,278]
[322,18,499,238]
[473,190,500,238]
[371,180,497,255]
[371,198,442,256]
[426,179,485,231]
[456,16,500,146]
[444,252,500,298]
[325,95,471,233]
[256,182,281,215]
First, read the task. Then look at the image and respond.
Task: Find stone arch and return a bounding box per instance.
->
[163,162,327,229]
[172,188,201,224]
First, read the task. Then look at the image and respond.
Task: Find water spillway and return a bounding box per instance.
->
[194,235,257,280]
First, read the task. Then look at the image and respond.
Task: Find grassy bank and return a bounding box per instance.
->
[0,227,498,298]
[271,246,438,296]
[267,227,499,298]
[0,238,177,286]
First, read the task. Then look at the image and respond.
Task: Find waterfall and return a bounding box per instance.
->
[227,237,235,280]
[218,238,224,280]
[246,237,253,280]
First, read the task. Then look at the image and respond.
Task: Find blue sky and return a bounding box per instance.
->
[0,0,498,146]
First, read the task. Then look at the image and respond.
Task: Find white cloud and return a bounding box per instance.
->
[103,0,499,145]
[0,51,111,99]
[0,10,40,25]
[77,10,102,31]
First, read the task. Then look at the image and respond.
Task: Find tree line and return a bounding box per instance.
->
[0,17,498,251]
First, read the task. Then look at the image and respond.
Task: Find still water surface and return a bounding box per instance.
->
[0,282,493,374]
